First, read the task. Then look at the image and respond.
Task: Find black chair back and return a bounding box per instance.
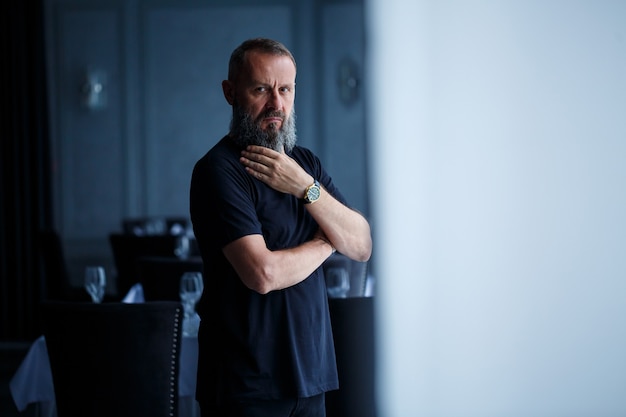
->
[109,233,182,298]
[42,301,183,417]
[138,256,203,301]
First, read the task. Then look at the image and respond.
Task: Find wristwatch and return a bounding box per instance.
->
[303,180,321,204]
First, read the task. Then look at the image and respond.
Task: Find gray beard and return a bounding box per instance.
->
[230,105,297,153]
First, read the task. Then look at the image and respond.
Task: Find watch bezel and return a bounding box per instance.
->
[304,180,321,204]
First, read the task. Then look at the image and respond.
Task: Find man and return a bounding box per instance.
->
[190,38,372,417]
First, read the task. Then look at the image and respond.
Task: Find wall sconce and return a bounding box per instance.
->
[80,69,107,110]
[337,56,360,107]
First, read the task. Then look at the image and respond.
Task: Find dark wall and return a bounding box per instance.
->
[43,0,369,289]
[1,0,50,340]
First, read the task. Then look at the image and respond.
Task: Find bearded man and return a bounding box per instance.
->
[190,38,372,417]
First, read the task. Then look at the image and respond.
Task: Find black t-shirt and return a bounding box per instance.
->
[190,136,344,403]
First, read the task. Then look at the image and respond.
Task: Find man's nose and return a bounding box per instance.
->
[266,89,282,110]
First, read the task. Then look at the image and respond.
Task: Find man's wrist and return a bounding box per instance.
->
[302,180,321,204]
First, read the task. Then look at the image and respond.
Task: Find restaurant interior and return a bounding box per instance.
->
[4,1,626,417]
[2,0,373,416]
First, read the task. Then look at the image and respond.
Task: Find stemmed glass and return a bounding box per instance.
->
[84,266,106,303]
[174,235,190,259]
[179,272,203,336]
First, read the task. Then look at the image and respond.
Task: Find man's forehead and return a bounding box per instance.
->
[243,53,295,77]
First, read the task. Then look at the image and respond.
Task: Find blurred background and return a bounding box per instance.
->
[11,0,368,293]
[368,1,626,416]
[2,0,626,416]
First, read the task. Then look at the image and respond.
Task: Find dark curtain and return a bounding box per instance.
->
[0,0,52,340]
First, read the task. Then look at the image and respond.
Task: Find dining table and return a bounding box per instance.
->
[9,284,200,417]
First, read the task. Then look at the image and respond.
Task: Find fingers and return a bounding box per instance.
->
[241,146,289,173]
[240,158,269,178]
[243,145,278,158]
[240,151,275,170]
[241,148,273,167]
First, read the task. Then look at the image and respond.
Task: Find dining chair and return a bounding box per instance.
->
[41,301,183,417]
[137,256,203,301]
[109,233,183,298]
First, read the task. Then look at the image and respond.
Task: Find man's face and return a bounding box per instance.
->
[225,51,297,152]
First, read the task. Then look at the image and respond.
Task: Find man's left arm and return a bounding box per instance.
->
[240,145,372,262]
[303,185,372,261]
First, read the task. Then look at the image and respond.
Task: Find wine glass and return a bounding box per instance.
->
[326,267,350,298]
[174,235,190,259]
[84,266,106,303]
[179,272,203,336]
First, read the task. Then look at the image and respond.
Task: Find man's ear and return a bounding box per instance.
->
[222,80,235,105]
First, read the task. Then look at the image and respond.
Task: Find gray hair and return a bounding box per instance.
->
[227,38,297,82]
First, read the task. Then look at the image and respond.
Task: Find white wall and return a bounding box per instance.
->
[367,1,626,416]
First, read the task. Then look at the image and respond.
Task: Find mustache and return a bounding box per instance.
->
[257,110,285,122]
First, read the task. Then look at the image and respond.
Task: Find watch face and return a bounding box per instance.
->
[307,186,321,202]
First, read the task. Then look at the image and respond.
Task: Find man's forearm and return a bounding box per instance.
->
[223,233,335,294]
[305,186,372,262]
